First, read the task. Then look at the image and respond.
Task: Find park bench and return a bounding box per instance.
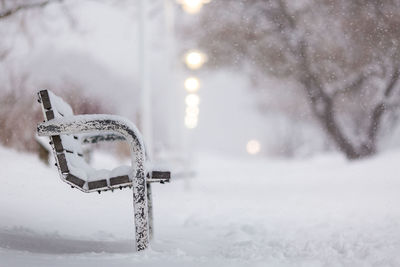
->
[36,89,170,251]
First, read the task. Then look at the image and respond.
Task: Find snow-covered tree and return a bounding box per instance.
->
[0,0,66,60]
[189,0,400,159]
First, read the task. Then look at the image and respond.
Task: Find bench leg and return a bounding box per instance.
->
[133,168,149,251]
[147,183,154,239]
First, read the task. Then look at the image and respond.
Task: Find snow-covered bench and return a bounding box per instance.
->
[36,89,170,251]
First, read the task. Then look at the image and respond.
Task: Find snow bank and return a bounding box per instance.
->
[0,147,399,266]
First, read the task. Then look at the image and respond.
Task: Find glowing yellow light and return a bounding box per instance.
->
[184,77,200,93]
[177,0,211,14]
[183,0,203,14]
[184,50,207,70]
[185,93,200,107]
[246,140,261,155]
[185,115,198,129]
[186,106,200,116]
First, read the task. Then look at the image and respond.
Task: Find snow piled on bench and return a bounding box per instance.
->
[47,90,73,118]
[0,147,399,266]
[39,114,145,155]
[38,112,147,189]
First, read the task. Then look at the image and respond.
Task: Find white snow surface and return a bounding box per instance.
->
[0,147,399,267]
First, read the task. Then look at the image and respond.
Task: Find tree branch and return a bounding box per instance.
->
[364,66,400,154]
[384,67,400,97]
[0,0,62,19]
[334,75,365,98]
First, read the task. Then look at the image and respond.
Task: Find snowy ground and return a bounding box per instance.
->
[0,147,399,267]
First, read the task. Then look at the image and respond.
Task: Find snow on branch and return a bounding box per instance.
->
[0,0,62,19]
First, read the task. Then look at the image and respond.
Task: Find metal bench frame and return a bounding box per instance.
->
[36,90,169,251]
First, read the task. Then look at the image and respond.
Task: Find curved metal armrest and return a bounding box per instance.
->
[38,114,139,141]
[37,114,146,165]
[81,133,126,144]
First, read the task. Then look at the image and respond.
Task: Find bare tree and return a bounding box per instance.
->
[0,0,65,61]
[0,0,62,19]
[0,0,93,153]
[187,0,400,159]
[0,74,109,152]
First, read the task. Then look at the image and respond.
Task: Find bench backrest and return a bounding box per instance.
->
[38,90,87,187]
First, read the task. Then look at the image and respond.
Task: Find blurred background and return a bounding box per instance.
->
[2,0,400,163]
[0,0,400,168]
[2,1,400,265]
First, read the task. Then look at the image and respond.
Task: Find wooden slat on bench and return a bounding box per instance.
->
[151,171,170,179]
[110,175,130,186]
[57,153,69,173]
[52,136,64,153]
[45,110,55,120]
[88,179,108,190]
[66,174,85,188]
[39,90,51,110]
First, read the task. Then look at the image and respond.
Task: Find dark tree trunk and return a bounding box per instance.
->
[302,67,400,160]
[320,100,361,159]
[304,82,362,160]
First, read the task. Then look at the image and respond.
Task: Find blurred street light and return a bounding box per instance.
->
[186,106,199,116]
[184,50,207,70]
[185,93,200,107]
[185,114,198,129]
[184,76,200,93]
[184,93,200,129]
[246,140,261,155]
[176,0,211,14]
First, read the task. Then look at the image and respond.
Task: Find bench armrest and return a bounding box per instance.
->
[38,114,144,151]
[37,114,148,159]
[81,133,126,144]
